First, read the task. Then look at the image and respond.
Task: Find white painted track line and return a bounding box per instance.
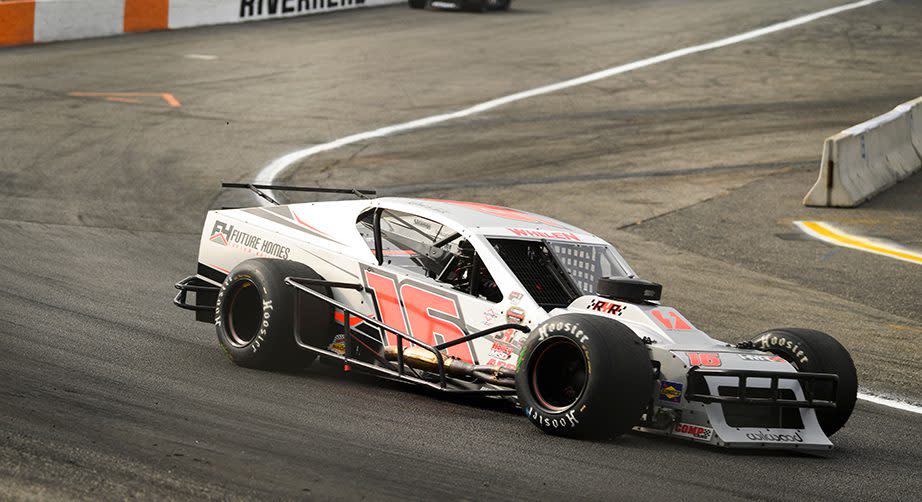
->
[257,0,918,415]
[257,0,883,183]
[858,392,922,415]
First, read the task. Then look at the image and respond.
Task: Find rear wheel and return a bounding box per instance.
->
[215,259,335,370]
[752,328,858,436]
[515,314,653,439]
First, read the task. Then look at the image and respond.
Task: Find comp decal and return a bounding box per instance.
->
[673,423,714,441]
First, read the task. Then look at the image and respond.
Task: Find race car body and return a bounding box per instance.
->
[175,185,857,450]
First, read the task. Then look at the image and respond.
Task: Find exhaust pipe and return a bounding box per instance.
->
[383,345,516,387]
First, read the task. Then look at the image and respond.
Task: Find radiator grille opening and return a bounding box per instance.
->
[490,239,576,310]
[718,386,804,429]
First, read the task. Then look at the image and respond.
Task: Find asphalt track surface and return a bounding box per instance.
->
[1,0,921,499]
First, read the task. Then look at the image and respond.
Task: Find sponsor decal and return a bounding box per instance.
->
[587,299,624,316]
[495,307,526,343]
[506,306,526,324]
[328,333,346,355]
[210,220,290,260]
[508,291,524,305]
[240,0,367,19]
[673,423,713,441]
[508,228,581,241]
[488,341,514,361]
[486,359,516,370]
[755,333,810,366]
[738,354,787,363]
[686,352,722,367]
[745,431,804,443]
[482,307,500,325]
[659,381,684,403]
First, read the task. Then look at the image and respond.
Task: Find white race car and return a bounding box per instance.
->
[175,184,857,450]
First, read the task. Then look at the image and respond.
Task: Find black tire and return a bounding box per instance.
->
[752,328,858,436]
[477,0,510,11]
[515,314,653,439]
[461,0,487,12]
[408,0,426,8]
[215,259,335,370]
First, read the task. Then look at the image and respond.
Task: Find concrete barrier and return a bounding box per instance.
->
[1,0,402,46]
[910,97,922,159]
[804,97,922,207]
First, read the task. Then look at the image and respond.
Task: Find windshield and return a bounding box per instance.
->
[489,238,628,310]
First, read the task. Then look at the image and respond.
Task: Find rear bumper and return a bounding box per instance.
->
[173,275,220,323]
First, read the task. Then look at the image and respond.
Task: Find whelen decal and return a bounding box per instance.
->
[361,265,476,363]
[508,228,581,241]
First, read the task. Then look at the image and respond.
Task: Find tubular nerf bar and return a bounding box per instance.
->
[285,277,528,395]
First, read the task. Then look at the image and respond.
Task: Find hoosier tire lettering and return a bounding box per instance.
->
[215,259,334,370]
[516,313,653,439]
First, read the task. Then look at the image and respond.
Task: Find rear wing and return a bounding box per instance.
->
[221,182,377,205]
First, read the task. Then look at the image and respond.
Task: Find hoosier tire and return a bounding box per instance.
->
[515,314,653,439]
[752,328,858,436]
[215,259,335,370]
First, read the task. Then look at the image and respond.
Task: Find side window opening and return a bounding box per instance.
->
[356,209,502,303]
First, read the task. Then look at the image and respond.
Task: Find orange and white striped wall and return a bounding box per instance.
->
[1,0,401,47]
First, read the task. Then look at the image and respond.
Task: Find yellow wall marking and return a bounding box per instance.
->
[794,221,922,265]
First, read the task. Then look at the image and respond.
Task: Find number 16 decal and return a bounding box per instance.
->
[363,267,475,363]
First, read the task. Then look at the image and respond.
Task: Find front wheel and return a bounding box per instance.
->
[515,314,654,439]
[408,0,427,8]
[752,328,858,436]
